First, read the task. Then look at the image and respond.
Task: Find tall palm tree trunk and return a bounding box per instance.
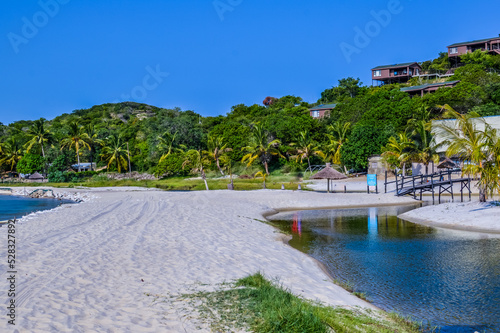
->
[307,157,312,175]
[90,147,94,172]
[41,145,45,158]
[200,165,209,191]
[216,157,224,176]
[77,146,81,172]
[264,162,269,176]
[479,186,487,202]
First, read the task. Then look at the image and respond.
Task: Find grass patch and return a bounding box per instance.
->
[161,273,423,333]
[3,174,308,191]
[331,279,369,302]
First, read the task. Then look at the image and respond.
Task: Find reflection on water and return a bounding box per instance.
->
[270,205,500,333]
[292,212,302,238]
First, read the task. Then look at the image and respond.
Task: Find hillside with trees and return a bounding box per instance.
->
[1,51,500,196]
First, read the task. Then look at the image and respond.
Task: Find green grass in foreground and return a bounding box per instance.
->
[2,175,307,191]
[167,273,423,333]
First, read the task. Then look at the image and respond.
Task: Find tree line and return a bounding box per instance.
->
[0,52,499,197]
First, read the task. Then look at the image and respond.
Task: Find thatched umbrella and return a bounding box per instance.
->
[27,172,45,182]
[437,158,457,169]
[310,163,348,193]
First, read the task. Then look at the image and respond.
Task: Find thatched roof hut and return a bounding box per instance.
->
[28,172,44,179]
[437,158,457,169]
[27,172,46,183]
[311,163,347,193]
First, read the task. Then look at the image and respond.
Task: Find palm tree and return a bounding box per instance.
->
[381,133,413,176]
[406,119,440,176]
[84,123,99,171]
[0,138,23,172]
[157,130,184,163]
[254,171,267,189]
[436,105,491,201]
[484,127,500,197]
[290,130,321,174]
[204,135,232,176]
[183,149,210,190]
[25,119,53,158]
[60,121,91,172]
[241,123,282,175]
[318,122,351,172]
[99,136,129,173]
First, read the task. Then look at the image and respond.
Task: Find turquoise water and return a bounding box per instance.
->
[270,205,500,333]
[0,195,64,221]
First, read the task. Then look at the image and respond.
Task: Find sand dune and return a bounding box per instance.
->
[0,189,416,332]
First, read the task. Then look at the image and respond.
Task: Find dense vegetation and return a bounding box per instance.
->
[1,51,499,196]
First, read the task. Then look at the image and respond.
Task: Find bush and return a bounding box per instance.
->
[48,153,72,174]
[155,153,189,177]
[472,103,500,117]
[48,171,69,183]
[47,170,98,183]
[341,124,394,171]
[17,153,45,175]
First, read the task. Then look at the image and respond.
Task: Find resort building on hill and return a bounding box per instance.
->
[309,103,336,119]
[448,35,500,66]
[371,62,422,85]
[400,80,460,97]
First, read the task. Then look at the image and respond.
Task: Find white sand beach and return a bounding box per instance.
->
[399,200,500,234]
[0,188,419,332]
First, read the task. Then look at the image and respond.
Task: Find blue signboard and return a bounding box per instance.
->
[367,174,377,187]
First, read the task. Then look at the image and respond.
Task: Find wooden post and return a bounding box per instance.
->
[439,184,442,204]
[327,179,330,193]
[395,172,399,194]
[412,177,416,199]
[460,181,464,202]
[450,178,454,202]
[431,178,435,203]
[384,171,387,193]
[468,178,471,201]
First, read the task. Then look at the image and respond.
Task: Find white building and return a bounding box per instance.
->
[432,115,500,153]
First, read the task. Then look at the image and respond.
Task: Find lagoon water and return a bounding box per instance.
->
[270,205,500,333]
[0,195,63,221]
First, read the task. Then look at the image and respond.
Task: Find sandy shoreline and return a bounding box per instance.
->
[0,188,421,332]
[1,187,497,331]
[399,200,500,234]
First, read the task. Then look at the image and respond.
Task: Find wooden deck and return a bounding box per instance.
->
[385,169,472,203]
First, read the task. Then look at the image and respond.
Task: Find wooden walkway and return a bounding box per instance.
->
[385,169,472,203]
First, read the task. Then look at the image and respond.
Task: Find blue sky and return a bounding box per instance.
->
[1,0,499,124]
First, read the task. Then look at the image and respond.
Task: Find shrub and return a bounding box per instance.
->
[341,124,394,171]
[48,171,69,183]
[155,153,189,177]
[48,153,72,174]
[17,153,45,175]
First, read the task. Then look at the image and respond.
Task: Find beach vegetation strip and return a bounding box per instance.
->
[153,273,422,333]
[4,173,310,191]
